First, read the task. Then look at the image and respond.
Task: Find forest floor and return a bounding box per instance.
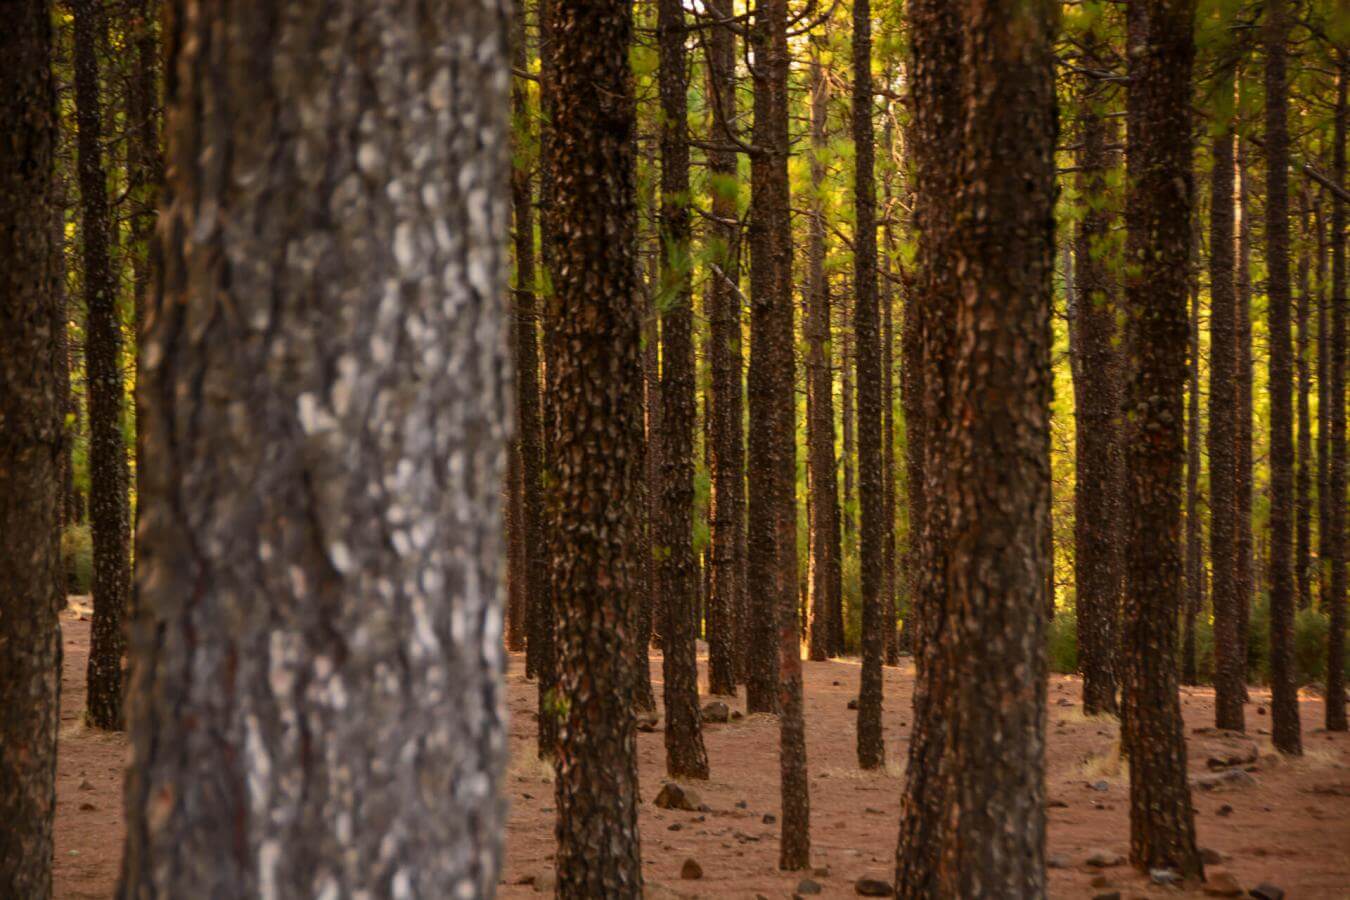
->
[53,599,1350,899]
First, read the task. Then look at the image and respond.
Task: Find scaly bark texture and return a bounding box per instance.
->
[1184,221,1203,687]
[1072,29,1123,715]
[928,1,1055,891]
[1120,0,1204,878]
[853,0,885,773]
[657,0,709,780]
[72,0,130,732]
[806,46,841,665]
[1328,60,1346,733]
[547,1,646,894]
[1236,134,1255,686]
[1263,0,1302,756]
[748,0,810,869]
[882,203,899,667]
[1209,112,1246,732]
[1296,198,1312,611]
[0,3,62,892]
[704,0,745,696]
[894,0,959,891]
[120,1,512,894]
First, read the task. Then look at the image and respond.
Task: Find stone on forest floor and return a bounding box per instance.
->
[854,875,894,897]
[636,711,660,732]
[1150,868,1181,886]
[847,698,860,710]
[1216,803,1234,816]
[701,701,731,723]
[1249,884,1285,900]
[1085,849,1125,868]
[1205,743,1258,770]
[1046,854,1071,869]
[1199,846,1223,864]
[679,858,703,880]
[1193,768,1256,791]
[654,782,702,811]
[1202,871,1244,896]
[795,877,823,895]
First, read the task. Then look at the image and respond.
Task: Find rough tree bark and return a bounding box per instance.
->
[1184,218,1203,687]
[703,0,743,697]
[1296,197,1312,611]
[1328,58,1346,733]
[1120,0,1204,877]
[547,0,646,893]
[882,185,899,668]
[1209,107,1246,732]
[748,0,810,869]
[1264,0,1302,756]
[853,0,885,773]
[72,0,131,732]
[805,43,842,664]
[1236,132,1255,688]
[894,0,959,890]
[119,1,512,895]
[657,0,709,780]
[1072,27,1123,715]
[0,3,62,892]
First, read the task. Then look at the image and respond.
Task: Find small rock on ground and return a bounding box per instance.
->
[854,875,894,897]
[680,858,703,880]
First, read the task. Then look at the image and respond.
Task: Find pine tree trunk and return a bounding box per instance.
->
[120,2,512,893]
[895,0,959,890]
[1264,0,1302,756]
[1072,29,1123,716]
[72,0,130,732]
[1317,198,1332,614]
[1296,198,1313,611]
[0,4,62,891]
[853,0,885,772]
[1184,222,1203,687]
[657,0,709,780]
[1236,133,1255,691]
[703,1,743,696]
[1327,58,1346,733]
[546,1,646,894]
[1209,110,1246,732]
[1120,0,1204,877]
[882,205,899,667]
[805,46,841,664]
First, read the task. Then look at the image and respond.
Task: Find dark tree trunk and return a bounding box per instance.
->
[72,0,130,732]
[841,306,856,547]
[1184,218,1203,687]
[853,0,885,772]
[936,2,1055,890]
[1327,58,1346,733]
[643,138,666,659]
[1317,196,1331,615]
[1072,27,1123,716]
[657,0,709,780]
[0,4,62,892]
[882,197,899,667]
[703,0,743,697]
[747,0,810,869]
[1236,133,1255,690]
[1296,198,1313,611]
[894,0,960,890]
[508,7,536,658]
[1120,0,1203,877]
[1209,109,1246,732]
[1263,0,1302,756]
[805,45,841,664]
[119,1,511,894]
[547,1,646,894]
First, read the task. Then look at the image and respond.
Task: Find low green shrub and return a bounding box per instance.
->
[1047,610,1078,675]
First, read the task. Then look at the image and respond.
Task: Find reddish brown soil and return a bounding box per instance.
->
[54,602,1350,898]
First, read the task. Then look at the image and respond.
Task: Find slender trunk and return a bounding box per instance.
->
[0,4,62,892]
[1209,105,1246,732]
[1236,132,1255,690]
[120,3,511,893]
[882,186,899,667]
[853,0,885,772]
[1327,57,1346,733]
[895,0,960,890]
[1184,228,1202,687]
[1072,28,1123,715]
[1264,0,1301,756]
[547,1,646,893]
[703,0,742,697]
[657,0,709,780]
[1317,197,1331,613]
[805,46,840,664]
[72,0,130,731]
[1120,0,1203,876]
[1296,197,1313,611]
